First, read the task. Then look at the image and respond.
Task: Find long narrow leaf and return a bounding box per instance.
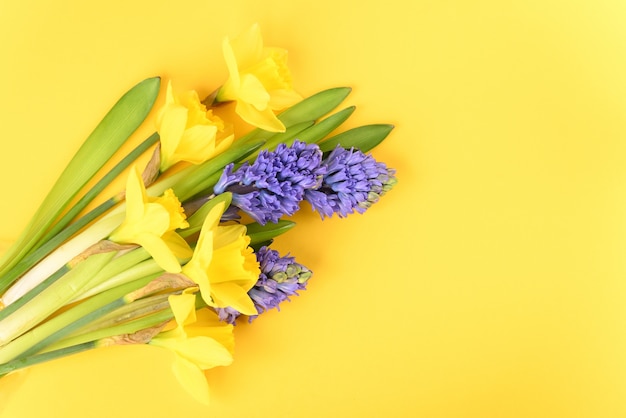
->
[318,124,394,153]
[0,77,161,280]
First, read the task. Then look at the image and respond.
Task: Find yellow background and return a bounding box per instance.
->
[2,0,626,416]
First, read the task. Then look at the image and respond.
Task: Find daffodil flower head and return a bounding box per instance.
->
[157,81,234,172]
[150,289,234,405]
[181,200,260,316]
[216,23,302,132]
[109,165,193,272]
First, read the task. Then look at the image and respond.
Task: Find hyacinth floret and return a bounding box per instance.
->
[217,246,312,324]
[304,145,397,218]
[213,141,326,224]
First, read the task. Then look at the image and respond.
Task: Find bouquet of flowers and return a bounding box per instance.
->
[0,24,396,404]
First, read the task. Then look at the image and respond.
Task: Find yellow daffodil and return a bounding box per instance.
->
[182,201,260,315]
[216,23,302,132]
[150,289,234,405]
[157,81,234,172]
[109,166,192,272]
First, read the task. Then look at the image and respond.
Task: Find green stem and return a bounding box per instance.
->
[45,306,175,354]
[0,303,175,376]
[0,265,69,322]
[0,211,126,307]
[0,199,118,297]
[0,274,158,363]
[0,342,96,376]
[0,251,116,348]
[70,293,171,336]
[149,138,265,202]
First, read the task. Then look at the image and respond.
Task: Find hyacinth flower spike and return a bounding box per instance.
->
[304,145,397,218]
[213,140,327,224]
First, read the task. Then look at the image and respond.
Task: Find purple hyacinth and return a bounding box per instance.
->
[213,141,327,224]
[217,246,312,324]
[304,146,397,218]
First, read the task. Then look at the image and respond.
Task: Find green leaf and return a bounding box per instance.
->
[294,106,356,144]
[183,193,233,238]
[0,77,161,283]
[156,138,265,202]
[319,124,395,153]
[279,87,352,127]
[246,220,296,244]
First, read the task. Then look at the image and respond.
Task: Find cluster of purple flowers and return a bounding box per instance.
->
[214,141,327,224]
[214,140,396,323]
[214,140,396,223]
[217,246,312,324]
[305,145,397,218]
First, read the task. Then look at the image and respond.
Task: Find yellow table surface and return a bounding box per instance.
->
[2,1,626,417]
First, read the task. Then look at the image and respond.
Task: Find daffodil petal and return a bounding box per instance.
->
[213,133,235,156]
[125,166,147,223]
[238,74,271,111]
[268,88,303,110]
[211,282,257,315]
[229,23,263,70]
[159,104,189,162]
[137,203,171,236]
[172,356,212,405]
[168,291,197,327]
[182,261,212,306]
[175,335,233,369]
[213,224,246,248]
[173,124,219,165]
[222,37,240,92]
[235,100,285,132]
[137,233,182,273]
[187,310,235,354]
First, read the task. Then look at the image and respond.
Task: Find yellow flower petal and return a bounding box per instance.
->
[134,233,182,273]
[150,291,235,405]
[124,166,148,223]
[158,104,188,160]
[235,100,286,132]
[157,81,230,171]
[181,201,260,313]
[168,290,197,327]
[172,356,212,405]
[238,74,271,111]
[229,23,263,70]
[109,167,192,272]
[211,281,257,316]
[216,24,301,132]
